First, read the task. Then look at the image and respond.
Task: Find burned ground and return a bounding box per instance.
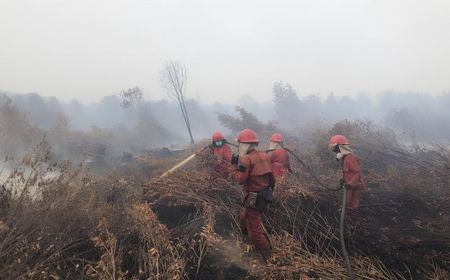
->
[0,121,450,279]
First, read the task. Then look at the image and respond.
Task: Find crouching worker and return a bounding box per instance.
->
[267,133,292,182]
[210,131,233,178]
[329,135,365,209]
[231,128,275,262]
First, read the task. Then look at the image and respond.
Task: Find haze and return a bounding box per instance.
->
[1,0,450,103]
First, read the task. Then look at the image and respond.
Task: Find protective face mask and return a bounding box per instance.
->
[268,141,282,151]
[336,145,353,160]
[238,143,252,158]
[214,141,223,147]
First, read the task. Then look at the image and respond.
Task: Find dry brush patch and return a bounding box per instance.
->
[0,140,185,279]
[1,120,450,279]
[140,120,450,279]
[142,152,405,279]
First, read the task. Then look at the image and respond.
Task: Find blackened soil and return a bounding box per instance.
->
[153,204,197,229]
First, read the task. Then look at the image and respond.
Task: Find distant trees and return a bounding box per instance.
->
[160,61,194,144]
[119,87,144,109]
[218,106,279,142]
[117,87,174,148]
[0,97,42,157]
[272,81,304,124]
[50,111,71,141]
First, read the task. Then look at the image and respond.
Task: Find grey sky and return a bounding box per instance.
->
[1,0,450,103]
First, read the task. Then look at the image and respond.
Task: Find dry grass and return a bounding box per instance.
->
[1,121,449,279]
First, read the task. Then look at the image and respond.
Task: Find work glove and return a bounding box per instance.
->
[231,154,239,166]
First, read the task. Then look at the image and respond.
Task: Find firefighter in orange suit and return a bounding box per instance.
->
[232,128,276,262]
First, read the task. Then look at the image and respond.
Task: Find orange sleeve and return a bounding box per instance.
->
[232,155,251,185]
[222,145,233,162]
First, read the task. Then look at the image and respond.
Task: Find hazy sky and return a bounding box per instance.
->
[1,0,450,103]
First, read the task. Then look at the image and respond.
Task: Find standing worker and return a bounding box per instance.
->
[267,133,292,182]
[329,135,365,209]
[231,128,275,262]
[210,131,233,178]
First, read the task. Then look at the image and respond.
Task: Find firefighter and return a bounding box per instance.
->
[210,131,233,177]
[231,128,275,262]
[267,133,292,181]
[329,135,365,209]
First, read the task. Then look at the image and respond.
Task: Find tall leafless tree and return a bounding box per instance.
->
[160,61,194,144]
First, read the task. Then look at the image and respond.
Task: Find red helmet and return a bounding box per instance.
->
[329,135,349,146]
[237,128,259,143]
[212,131,224,142]
[271,133,283,142]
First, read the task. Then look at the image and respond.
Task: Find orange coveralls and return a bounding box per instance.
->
[211,144,233,178]
[233,150,275,251]
[269,148,291,180]
[342,153,365,209]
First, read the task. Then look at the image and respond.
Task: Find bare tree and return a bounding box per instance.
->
[119,87,144,109]
[160,61,194,144]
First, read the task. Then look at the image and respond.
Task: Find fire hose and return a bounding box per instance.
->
[227,140,340,191]
[273,146,354,280]
[158,154,196,179]
[282,147,343,192]
[340,186,355,280]
[157,144,214,179]
[222,140,353,278]
[154,141,354,279]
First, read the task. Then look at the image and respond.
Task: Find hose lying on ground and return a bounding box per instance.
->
[153,140,354,277]
[340,186,355,280]
[264,144,354,278]
[285,147,354,279]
